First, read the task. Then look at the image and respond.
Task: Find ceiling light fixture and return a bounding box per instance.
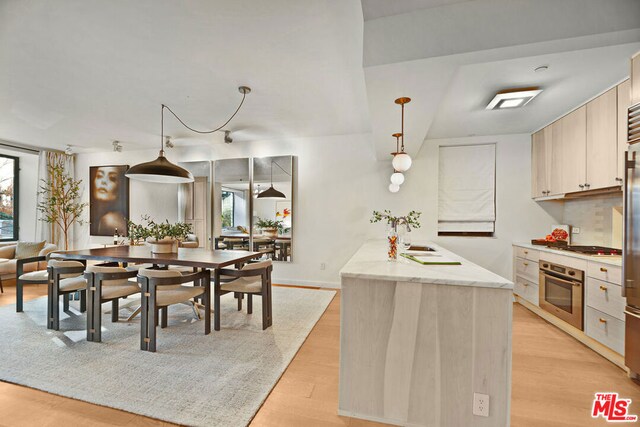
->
[112,140,122,152]
[126,86,251,184]
[486,87,542,110]
[534,65,549,73]
[64,145,73,155]
[391,98,412,172]
[164,136,174,149]
[257,160,290,199]
[389,133,405,187]
[224,130,233,144]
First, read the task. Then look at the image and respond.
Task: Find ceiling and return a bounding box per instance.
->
[0,0,369,152]
[1,1,640,160]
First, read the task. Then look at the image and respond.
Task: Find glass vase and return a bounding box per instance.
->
[387,227,398,262]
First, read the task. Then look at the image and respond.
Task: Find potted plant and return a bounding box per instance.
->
[256,217,283,238]
[37,157,88,250]
[128,216,192,253]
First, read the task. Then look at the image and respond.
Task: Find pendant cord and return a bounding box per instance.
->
[161,90,247,136]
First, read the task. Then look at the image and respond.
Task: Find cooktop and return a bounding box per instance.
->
[561,245,621,256]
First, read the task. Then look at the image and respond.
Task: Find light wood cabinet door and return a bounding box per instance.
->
[531,130,547,198]
[586,88,618,190]
[618,79,631,181]
[559,106,587,194]
[632,52,640,107]
[548,123,562,196]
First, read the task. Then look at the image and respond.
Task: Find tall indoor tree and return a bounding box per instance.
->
[37,155,88,250]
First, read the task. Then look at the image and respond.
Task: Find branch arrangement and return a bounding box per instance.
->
[370,210,422,232]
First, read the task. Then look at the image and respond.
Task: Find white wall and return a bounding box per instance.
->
[74,148,179,248]
[368,134,563,280]
[73,133,560,285]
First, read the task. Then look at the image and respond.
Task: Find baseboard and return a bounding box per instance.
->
[272,277,340,289]
[337,409,403,426]
[515,296,626,370]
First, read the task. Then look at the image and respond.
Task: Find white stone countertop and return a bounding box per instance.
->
[340,240,513,290]
[513,242,622,267]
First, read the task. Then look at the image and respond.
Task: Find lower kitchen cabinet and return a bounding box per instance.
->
[514,277,539,306]
[585,306,625,355]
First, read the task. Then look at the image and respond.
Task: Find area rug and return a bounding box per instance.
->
[0,287,336,426]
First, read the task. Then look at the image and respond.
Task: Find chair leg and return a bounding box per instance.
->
[214,270,221,331]
[111,299,119,322]
[0,277,3,293]
[48,280,60,330]
[79,289,86,312]
[204,271,211,335]
[261,290,269,330]
[156,308,160,326]
[247,294,253,314]
[140,280,149,351]
[63,293,70,312]
[237,292,243,311]
[161,306,168,328]
[149,293,157,352]
[16,280,23,312]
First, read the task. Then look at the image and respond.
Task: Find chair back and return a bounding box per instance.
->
[242,259,273,272]
[48,259,85,278]
[85,265,134,286]
[138,268,183,290]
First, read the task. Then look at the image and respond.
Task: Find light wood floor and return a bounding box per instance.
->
[0,283,639,426]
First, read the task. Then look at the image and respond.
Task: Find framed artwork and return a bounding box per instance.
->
[275,201,291,228]
[89,165,129,236]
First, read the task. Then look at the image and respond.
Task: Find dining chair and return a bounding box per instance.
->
[137,268,211,352]
[84,265,140,342]
[213,259,273,331]
[47,259,87,330]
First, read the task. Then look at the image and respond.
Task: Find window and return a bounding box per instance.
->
[438,144,495,237]
[221,190,234,228]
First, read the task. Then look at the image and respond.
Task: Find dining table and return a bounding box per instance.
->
[51,245,262,346]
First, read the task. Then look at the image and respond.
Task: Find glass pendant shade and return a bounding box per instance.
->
[389,183,400,193]
[392,153,412,172]
[257,185,286,199]
[126,152,194,183]
[390,172,405,186]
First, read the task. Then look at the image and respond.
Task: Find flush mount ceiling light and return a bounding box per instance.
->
[112,140,122,152]
[486,87,542,110]
[257,160,290,199]
[391,98,412,172]
[126,86,251,184]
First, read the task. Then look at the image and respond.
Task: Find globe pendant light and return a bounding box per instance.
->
[257,160,287,199]
[389,183,400,193]
[390,172,404,186]
[392,97,412,172]
[127,86,250,184]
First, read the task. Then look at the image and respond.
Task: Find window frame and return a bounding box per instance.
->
[0,154,19,242]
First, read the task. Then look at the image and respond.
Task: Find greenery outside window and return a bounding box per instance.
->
[221,190,234,228]
[0,154,18,241]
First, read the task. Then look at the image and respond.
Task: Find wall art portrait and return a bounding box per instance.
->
[89,165,129,236]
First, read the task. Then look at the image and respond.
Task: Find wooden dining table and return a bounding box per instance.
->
[51,245,262,347]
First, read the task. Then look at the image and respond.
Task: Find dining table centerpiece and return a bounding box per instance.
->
[370,210,421,261]
[256,217,284,238]
[128,215,192,253]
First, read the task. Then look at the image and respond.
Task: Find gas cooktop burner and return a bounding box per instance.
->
[562,245,621,255]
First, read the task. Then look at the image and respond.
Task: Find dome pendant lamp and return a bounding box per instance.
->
[127,86,251,184]
[257,160,288,199]
[391,97,412,173]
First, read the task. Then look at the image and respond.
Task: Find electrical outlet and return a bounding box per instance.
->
[573,227,581,234]
[320,263,326,270]
[473,393,490,417]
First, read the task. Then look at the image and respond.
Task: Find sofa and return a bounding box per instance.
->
[0,241,57,293]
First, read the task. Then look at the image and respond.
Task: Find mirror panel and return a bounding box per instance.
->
[213,158,251,251]
[253,155,293,262]
[178,161,211,248]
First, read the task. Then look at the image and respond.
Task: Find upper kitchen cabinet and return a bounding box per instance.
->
[618,79,631,177]
[559,106,587,194]
[632,52,640,107]
[586,87,618,190]
[531,129,548,198]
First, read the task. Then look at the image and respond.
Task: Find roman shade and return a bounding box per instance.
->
[438,144,496,233]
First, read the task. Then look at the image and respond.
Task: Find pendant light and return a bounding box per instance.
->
[392,97,412,172]
[126,86,251,184]
[389,132,405,186]
[257,160,288,199]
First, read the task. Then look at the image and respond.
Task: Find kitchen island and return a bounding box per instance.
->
[339,240,513,427]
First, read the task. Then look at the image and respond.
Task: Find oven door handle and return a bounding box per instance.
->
[540,272,581,287]
[625,309,640,320]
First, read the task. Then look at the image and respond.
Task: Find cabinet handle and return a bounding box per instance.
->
[524,250,528,254]
[599,318,607,324]
[616,177,623,182]
[585,183,590,188]
[600,267,608,272]
[579,184,585,189]
[523,282,529,287]
[523,262,529,266]
[599,285,608,291]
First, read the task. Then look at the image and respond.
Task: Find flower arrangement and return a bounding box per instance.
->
[256,217,284,238]
[370,210,422,261]
[127,215,192,247]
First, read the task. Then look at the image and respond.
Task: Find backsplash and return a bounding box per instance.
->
[562,194,623,247]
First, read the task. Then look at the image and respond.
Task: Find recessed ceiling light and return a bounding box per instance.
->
[534,65,549,73]
[486,87,542,110]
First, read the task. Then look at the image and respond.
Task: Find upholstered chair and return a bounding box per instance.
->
[213,260,273,331]
[84,265,140,342]
[137,268,211,352]
[179,234,199,248]
[12,242,57,311]
[47,259,87,330]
